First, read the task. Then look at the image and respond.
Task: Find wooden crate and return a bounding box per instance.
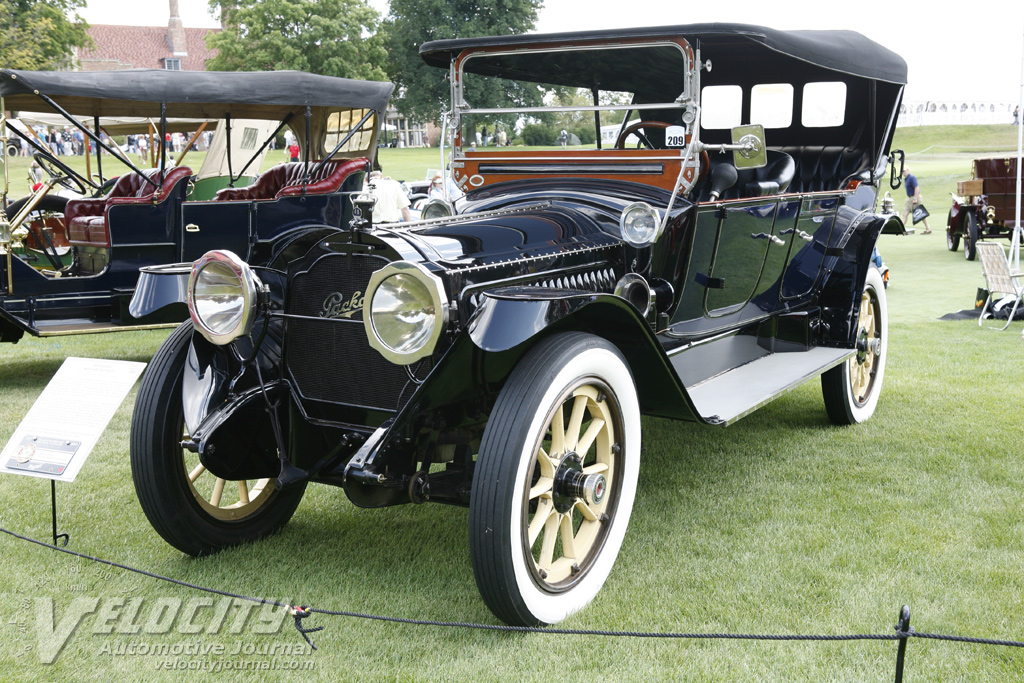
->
[958,178,984,197]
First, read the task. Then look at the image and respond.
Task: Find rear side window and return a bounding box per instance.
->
[700,85,742,129]
[325,109,376,153]
[750,83,793,129]
[802,82,847,127]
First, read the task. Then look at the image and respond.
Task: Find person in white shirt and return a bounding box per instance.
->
[368,170,411,222]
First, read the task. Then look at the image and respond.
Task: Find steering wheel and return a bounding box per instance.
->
[33,152,94,194]
[614,121,676,149]
[613,121,711,185]
[4,193,70,271]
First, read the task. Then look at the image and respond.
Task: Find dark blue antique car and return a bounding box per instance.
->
[0,69,393,343]
[129,24,907,626]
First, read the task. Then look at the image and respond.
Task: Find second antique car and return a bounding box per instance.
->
[129,23,907,626]
[0,69,394,343]
[946,157,1020,260]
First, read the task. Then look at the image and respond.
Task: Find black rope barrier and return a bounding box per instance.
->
[3,524,1023,681]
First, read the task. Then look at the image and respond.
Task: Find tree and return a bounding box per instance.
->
[0,0,91,71]
[207,0,388,81]
[383,0,543,124]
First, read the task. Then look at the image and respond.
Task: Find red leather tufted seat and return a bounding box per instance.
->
[213,158,368,202]
[65,167,193,247]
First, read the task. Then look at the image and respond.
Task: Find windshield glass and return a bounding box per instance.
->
[456,42,693,150]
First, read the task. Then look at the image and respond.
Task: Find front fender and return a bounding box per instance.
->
[467,288,624,352]
[129,263,191,318]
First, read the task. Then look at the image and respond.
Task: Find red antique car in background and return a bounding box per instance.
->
[947,157,1020,260]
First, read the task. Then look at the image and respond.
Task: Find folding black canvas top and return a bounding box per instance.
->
[420,23,907,85]
[0,69,395,119]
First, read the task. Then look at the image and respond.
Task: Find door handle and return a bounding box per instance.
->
[185,223,200,233]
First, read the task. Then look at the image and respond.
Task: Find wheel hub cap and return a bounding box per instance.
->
[552,452,607,514]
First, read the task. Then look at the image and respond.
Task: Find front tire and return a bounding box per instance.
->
[822,267,888,425]
[469,333,641,626]
[130,322,305,556]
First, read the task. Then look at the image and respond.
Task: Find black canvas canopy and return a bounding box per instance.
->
[420,23,907,86]
[0,69,395,120]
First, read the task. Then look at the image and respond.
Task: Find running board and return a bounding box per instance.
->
[686,347,852,426]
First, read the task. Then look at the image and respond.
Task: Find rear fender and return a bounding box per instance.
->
[819,208,889,346]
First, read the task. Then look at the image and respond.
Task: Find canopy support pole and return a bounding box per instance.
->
[158,103,168,186]
[93,116,102,183]
[1014,20,1024,271]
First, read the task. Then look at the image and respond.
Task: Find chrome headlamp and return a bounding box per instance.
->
[188,250,262,346]
[363,261,448,365]
[619,202,662,248]
[420,198,455,220]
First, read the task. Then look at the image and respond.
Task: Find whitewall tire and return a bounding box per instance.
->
[470,333,641,626]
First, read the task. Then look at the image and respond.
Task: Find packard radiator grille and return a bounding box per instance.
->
[284,252,412,411]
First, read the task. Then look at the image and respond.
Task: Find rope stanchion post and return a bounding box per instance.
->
[50,480,69,547]
[894,605,912,683]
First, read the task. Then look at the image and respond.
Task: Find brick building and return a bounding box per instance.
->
[74,0,219,72]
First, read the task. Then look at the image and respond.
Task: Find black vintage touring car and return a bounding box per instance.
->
[130,23,907,626]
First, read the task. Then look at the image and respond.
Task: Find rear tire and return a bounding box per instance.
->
[469,333,641,626]
[963,212,978,261]
[945,211,960,252]
[822,267,887,425]
[130,322,305,556]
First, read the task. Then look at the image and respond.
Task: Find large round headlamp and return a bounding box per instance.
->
[364,261,448,365]
[420,198,455,220]
[619,202,662,248]
[188,250,262,346]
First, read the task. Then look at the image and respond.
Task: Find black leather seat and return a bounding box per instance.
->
[779,146,870,193]
[694,149,795,202]
[736,150,795,197]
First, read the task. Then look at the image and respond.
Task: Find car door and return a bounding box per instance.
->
[669,198,782,334]
[778,196,839,301]
[180,200,254,263]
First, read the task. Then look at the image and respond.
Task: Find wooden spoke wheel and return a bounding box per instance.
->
[130,322,305,556]
[470,333,640,626]
[822,267,888,425]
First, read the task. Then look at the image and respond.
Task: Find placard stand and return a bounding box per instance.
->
[50,479,68,547]
[0,358,148,548]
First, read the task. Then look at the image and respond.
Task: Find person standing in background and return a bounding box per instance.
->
[901,167,931,234]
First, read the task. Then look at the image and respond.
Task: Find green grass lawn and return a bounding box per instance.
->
[1,127,1023,681]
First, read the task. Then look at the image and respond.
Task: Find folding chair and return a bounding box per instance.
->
[975,241,1024,330]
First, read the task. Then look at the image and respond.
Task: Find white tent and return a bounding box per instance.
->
[197,119,278,181]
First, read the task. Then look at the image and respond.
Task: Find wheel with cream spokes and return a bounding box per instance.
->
[822,267,887,425]
[470,333,640,626]
[130,322,305,556]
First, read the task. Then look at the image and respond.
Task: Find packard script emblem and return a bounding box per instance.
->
[320,291,364,319]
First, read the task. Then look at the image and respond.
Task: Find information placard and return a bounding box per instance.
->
[0,357,146,482]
